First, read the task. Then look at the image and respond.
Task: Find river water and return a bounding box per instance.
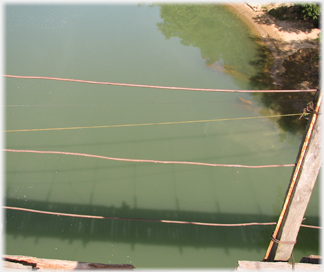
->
[4,4,319,269]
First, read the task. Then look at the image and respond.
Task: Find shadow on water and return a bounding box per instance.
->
[250,91,316,136]
[5,198,319,254]
[248,35,318,136]
[155,3,318,136]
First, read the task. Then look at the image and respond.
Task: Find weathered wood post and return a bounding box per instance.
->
[263,90,321,262]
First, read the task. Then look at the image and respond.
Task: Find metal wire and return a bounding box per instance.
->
[4,113,302,133]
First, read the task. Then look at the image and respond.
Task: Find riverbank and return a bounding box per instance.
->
[228,3,320,89]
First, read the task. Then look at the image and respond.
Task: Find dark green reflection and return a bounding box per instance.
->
[250,91,317,137]
[248,38,318,136]
[156,3,319,137]
[156,4,257,83]
[237,35,318,136]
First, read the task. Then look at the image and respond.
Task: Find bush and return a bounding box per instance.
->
[268,3,320,27]
[300,3,320,27]
[300,3,320,21]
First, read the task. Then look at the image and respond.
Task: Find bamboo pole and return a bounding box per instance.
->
[263,90,322,262]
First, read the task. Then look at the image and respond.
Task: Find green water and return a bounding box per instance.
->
[4,4,319,269]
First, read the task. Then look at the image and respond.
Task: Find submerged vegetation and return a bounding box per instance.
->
[154,3,319,136]
[248,3,320,136]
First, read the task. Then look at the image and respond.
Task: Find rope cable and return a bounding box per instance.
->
[3,74,317,93]
[4,149,295,168]
[4,75,320,235]
[0,206,280,227]
[3,206,320,229]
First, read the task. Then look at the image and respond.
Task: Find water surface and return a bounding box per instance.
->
[4,4,319,269]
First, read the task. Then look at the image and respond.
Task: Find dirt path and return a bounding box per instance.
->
[228,3,320,86]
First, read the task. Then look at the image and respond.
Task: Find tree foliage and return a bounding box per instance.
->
[300,3,320,21]
[268,3,320,27]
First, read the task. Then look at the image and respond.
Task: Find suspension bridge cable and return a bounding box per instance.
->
[3,206,320,229]
[3,74,317,93]
[0,206,278,227]
[4,149,295,168]
[5,113,302,133]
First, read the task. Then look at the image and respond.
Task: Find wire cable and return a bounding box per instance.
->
[5,113,301,133]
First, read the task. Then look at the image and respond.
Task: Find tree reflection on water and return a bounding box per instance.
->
[156,3,257,81]
[155,3,318,136]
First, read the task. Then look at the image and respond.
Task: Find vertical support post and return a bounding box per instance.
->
[263,90,322,262]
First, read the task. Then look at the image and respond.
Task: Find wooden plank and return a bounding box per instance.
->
[263,91,322,261]
[3,255,135,270]
[237,260,321,270]
[3,261,33,270]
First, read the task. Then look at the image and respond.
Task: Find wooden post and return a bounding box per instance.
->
[263,90,322,262]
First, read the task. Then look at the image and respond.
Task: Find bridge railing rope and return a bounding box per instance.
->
[4,74,320,230]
